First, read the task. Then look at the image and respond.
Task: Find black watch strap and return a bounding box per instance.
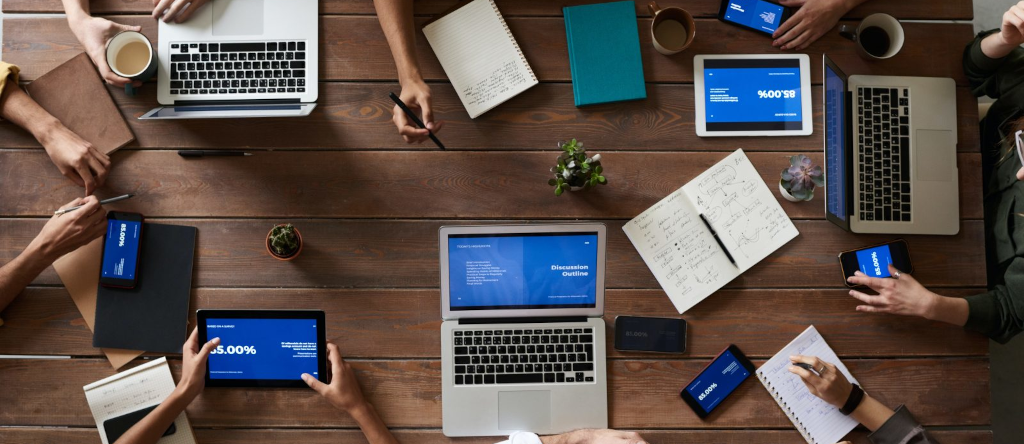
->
[840,383,865,415]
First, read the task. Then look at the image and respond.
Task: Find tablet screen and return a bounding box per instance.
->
[703,58,804,132]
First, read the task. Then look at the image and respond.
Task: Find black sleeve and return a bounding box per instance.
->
[963,29,1024,99]
[868,405,937,444]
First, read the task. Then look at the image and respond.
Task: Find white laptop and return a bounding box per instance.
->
[141,0,318,119]
[439,224,609,437]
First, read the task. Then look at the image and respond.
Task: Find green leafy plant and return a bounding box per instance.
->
[268,224,301,257]
[780,154,824,201]
[548,139,607,196]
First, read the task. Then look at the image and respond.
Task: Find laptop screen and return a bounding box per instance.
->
[446,232,599,311]
[824,63,847,221]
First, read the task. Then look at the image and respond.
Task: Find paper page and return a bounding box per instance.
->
[622,189,739,313]
[682,149,799,270]
[422,0,538,118]
[757,326,860,444]
[83,358,195,444]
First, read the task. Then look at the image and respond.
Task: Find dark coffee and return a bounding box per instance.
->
[859,26,891,57]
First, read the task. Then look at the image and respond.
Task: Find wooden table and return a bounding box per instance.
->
[0,1,990,443]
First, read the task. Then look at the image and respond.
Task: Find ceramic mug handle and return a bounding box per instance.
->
[124,83,137,96]
[648,1,661,18]
[839,24,858,42]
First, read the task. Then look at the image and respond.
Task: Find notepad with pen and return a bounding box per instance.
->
[622,149,799,313]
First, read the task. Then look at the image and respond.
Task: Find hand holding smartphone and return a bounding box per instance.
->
[838,239,913,287]
[99,212,144,289]
[717,0,793,35]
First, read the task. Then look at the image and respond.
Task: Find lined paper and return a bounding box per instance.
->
[423,0,538,118]
[756,326,860,444]
[83,358,195,444]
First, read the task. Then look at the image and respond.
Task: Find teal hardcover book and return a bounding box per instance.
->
[564,1,647,107]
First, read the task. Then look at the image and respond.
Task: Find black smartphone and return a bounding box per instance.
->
[838,239,913,287]
[99,211,144,289]
[614,316,687,353]
[680,344,755,419]
[103,405,176,443]
[717,0,793,36]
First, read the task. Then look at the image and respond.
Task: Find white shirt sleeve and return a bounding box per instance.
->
[495,431,542,444]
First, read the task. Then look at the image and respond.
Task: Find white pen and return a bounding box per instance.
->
[54,194,135,216]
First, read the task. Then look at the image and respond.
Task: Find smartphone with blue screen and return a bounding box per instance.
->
[680,344,754,418]
[99,211,144,289]
[839,239,913,287]
[717,0,793,36]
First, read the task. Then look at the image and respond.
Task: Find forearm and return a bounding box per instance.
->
[0,81,61,146]
[980,32,1019,59]
[924,294,970,327]
[850,394,895,432]
[61,0,91,23]
[348,402,399,444]
[113,389,192,444]
[372,0,422,84]
[540,431,580,444]
[0,244,53,314]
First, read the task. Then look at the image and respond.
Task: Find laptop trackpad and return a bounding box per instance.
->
[213,0,264,36]
[498,391,551,431]
[914,130,955,182]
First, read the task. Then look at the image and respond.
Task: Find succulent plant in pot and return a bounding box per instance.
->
[548,139,607,196]
[266,223,303,260]
[779,154,824,202]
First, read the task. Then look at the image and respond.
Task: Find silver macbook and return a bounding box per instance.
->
[439,224,609,437]
[823,55,959,235]
[141,0,318,119]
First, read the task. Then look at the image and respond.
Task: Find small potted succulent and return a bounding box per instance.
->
[548,139,607,196]
[266,223,303,260]
[779,154,824,202]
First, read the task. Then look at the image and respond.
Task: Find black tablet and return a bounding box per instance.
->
[197,309,327,388]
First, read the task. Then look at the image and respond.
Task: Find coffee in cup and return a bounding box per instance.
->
[839,13,904,60]
[105,31,157,96]
[649,1,695,55]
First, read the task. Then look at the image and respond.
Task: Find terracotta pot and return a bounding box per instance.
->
[266,225,303,261]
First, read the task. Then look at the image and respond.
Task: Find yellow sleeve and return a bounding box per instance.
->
[0,61,21,94]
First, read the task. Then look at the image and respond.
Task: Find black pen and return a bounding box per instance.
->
[794,362,819,375]
[699,213,737,266]
[178,150,253,158]
[389,92,445,150]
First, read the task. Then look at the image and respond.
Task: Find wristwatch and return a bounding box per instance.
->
[839,383,865,415]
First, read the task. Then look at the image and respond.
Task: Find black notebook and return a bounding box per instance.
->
[93,223,197,353]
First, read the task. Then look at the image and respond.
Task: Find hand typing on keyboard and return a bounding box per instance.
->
[152,0,212,24]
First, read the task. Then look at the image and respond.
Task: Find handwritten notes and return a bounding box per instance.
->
[756,326,860,444]
[423,0,538,118]
[623,149,799,313]
[84,358,195,444]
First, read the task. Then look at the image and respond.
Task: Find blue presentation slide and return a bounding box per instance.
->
[686,349,750,413]
[101,219,141,279]
[856,245,893,278]
[206,318,319,380]
[825,65,847,221]
[448,234,598,309]
[705,66,802,124]
[723,0,784,33]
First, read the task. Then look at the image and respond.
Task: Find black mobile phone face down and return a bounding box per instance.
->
[839,239,913,287]
[103,405,176,443]
[680,344,755,418]
[718,0,793,35]
[614,316,687,353]
[99,212,144,289]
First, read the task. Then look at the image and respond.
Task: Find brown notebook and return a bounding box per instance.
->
[25,53,134,154]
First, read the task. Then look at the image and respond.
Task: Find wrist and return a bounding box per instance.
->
[25,233,58,265]
[345,399,374,419]
[398,71,424,88]
[168,385,197,408]
[65,10,91,29]
[30,116,63,148]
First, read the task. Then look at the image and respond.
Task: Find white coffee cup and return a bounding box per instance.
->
[839,13,905,60]
[105,31,157,95]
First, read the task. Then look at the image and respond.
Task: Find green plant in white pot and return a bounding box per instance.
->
[779,154,824,202]
[548,139,607,196]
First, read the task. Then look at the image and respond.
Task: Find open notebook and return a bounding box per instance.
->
[622,149,799,313]
[423,0,538,118]
[757,326,860,444]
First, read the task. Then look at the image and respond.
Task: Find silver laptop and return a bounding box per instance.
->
[823,55,959,235]
[140,0,318,119]
[439,224,609,437]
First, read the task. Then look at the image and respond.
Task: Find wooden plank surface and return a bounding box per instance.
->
[0,357,991,428]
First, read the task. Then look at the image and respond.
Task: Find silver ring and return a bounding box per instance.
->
[817,364,827,374]
[893,270,902,280]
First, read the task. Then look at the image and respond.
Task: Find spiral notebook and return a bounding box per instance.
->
[423,0,538,118]
[756,326,859,444]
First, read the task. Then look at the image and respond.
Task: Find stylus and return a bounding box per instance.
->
[698,213,737,266]
[54,194,135,216]
[178,150,253,157]
[389,92,445,150]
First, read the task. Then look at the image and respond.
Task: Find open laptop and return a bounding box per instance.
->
[439,224,609,437]
[140,0,318,120]
[823,55,959,235]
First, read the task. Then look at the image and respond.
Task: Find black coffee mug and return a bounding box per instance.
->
[839,13,904,60]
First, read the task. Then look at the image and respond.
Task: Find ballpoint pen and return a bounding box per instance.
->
[54,194,135,216]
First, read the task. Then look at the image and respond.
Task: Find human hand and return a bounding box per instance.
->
[38,122,111,195]
[846,265,939,318]
[175,327,220,401]
[999,2,1024,47]
[542,429,647,444]
[152,0,211,23]
[302,342,368,413]
[29,197,107,261]
[67,16,143,87]
[788,355,852,408]
[773,0,851,50]
[393,79,443,144]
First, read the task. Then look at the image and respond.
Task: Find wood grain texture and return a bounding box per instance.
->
[0,151,985,220]
[0,287,987,358]
[3,16,973,84]
[0,219,988,289]
[1,0,975,20]
[0,357,990,428]
[0,428,993,444]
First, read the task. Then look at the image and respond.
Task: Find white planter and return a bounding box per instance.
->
[779,181,805,202]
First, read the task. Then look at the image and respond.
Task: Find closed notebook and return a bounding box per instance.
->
[93,223,197,354]
[26,53,134,154]
[423,0,538,118]
[564,1,647,106]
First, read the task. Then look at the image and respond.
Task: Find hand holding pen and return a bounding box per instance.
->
[390,91,445,149]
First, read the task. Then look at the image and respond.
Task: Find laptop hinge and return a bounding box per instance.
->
[172,98,301,106]
[845,89,856,218]
[458,316,588,325]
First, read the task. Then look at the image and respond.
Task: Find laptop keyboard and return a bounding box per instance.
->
[168,41,308,96]
[452,327,596,385]
[857,87,911,222]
